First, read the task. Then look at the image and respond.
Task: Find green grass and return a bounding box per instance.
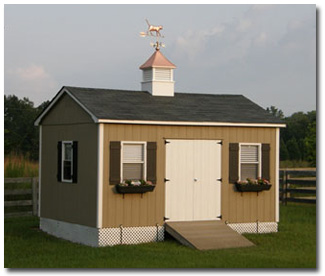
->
[4,204,316,268]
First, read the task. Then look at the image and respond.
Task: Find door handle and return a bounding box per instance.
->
[194,178,198,182]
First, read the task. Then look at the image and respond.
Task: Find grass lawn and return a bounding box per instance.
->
[4,204,316,268]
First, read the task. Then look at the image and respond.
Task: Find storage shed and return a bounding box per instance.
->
[35,48,285,247]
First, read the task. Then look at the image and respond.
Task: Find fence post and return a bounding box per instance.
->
[32,177,38,216]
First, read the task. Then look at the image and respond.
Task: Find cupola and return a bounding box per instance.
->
[139,45,176,97]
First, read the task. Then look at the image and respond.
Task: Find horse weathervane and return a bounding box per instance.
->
[140,19,165,50]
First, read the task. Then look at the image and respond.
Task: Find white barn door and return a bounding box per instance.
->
[165,140,222,221]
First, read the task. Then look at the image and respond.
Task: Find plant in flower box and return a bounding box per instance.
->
[115,179,155,194]
[235,177,272,192]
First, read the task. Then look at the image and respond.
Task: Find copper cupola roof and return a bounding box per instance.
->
[139,49,176,69]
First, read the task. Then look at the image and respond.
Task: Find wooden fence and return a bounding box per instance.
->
[4,177,39,218]
[280,168,316,204]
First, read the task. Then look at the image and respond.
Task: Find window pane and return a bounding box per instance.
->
[63,161,72,180]
[123,144,144,162]
[123,163,143,180]
[241,164,258,180]
[241,145,258,163]
[64,143,72,161]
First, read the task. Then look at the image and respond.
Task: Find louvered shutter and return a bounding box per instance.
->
[262,144,270,180]
[72,141,78,183]
[57,141,62,182]
[109,141,121,185]
[147,142,157,184]
[229,143,239,183]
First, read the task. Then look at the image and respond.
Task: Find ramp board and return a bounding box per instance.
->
[165,220,255,250]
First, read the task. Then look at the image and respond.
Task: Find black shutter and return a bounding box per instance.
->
[57,141,62,182]
[109,141,121,185]
[262,144,270,180]
[147,142,157,184]
[229,143,239,183]
[72,141,78,183]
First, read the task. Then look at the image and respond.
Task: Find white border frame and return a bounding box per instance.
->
[120,141,147,182]
[61,141,73,183]
[239,143,262,181]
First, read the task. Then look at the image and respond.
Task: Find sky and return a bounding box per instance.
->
[4,4,316,116]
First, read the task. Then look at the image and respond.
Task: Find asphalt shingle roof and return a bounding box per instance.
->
[64,86,283,124]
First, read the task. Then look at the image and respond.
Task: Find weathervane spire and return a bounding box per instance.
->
[140,19,165,51]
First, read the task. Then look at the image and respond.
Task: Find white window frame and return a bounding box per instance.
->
[62,141,73,183]
[239,143,262,181]
[120,141,147,182]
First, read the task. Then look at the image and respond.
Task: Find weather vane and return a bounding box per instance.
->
[140,19,165,50]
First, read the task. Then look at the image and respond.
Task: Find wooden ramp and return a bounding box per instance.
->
[165,220,255,250]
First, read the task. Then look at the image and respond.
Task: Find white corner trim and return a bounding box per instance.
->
[97,119,286,128]
[97,124,104,228]
[34,87,98,126]
[38,125,42,217]
[275,128,280,222]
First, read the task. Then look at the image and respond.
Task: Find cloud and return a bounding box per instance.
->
[5,64,58,105]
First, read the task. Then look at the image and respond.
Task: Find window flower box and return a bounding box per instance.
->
[115,180,156,194]
[235,178,272,192]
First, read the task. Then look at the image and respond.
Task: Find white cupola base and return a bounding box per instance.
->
[139,49,176,97]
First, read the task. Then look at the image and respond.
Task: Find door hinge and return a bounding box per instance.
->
[164,178,170,182]
[165,140,170,144]
[217,178,222,182]
[164,217,170,221]
[217,215,222,219]
[217,141,223,145]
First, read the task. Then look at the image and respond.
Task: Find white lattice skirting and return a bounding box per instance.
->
[40,218,164,247]
[226,221,278,234]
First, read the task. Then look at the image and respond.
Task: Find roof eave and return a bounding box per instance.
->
[96,118,286,128]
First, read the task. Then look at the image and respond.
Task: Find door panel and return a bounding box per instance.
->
[166,140,221,221]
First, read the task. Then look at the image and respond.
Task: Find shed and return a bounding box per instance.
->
[35,48,285,247]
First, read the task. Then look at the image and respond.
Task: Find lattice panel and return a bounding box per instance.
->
[98,225,164,247]
[227,222,278,234]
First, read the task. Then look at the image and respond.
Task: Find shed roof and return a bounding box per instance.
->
[41,86,283,126]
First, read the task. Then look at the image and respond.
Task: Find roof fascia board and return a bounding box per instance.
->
[34,87,98,126]
[97,119,286,128]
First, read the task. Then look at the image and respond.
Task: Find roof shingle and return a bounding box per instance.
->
[64,86,283,124]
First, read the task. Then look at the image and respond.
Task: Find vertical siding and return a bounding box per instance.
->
[40,94,98,227]
[102,124,277,228]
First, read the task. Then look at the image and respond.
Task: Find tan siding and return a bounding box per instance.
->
[101,124,277,228]
[41,123,98,227]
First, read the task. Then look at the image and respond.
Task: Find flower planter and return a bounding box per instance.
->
[235,183,272,192]
[115,184,156,194]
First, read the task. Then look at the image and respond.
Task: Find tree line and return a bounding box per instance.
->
[4,95,316,166]
[266,106,316,167]
[4,95,49,160]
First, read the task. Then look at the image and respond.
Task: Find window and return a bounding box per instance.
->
[239,144,261,181]
[121,142,147,181]
[62,141,73,182]
[57,141,78,183]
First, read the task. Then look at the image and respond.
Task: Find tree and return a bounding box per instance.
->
[266,106,284,119]
[305,121,316,166]
[286,138,301,161]
[4,95,48,160]
[280,138,290,161]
